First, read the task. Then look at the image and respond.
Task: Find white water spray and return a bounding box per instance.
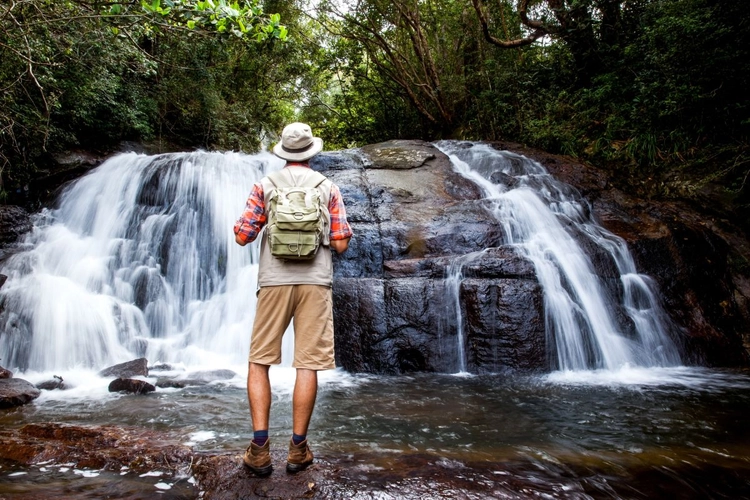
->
[437,142,681,371]
[0,151,285,372]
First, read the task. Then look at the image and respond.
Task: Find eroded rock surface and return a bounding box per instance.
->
[311,140,750,371]
[312,141,544,374]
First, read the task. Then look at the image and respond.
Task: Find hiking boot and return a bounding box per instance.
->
[286,439,314,473]
[243,440,273,476]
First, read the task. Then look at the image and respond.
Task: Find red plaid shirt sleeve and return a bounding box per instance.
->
[328,184,353,241]
[233,182,266,245]
[234,180,352,244]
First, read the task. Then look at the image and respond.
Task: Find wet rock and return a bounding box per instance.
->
[359,140,437,169]
[0,205,32,244]
[36,375,67,391]
[108,378,156,394]
[99,358,149,378]
[460,140,750,366]
[192,449,328,500]
[0,378,41,408]
[0,423,192,474]
[0,365,12,379]
[326,141,537,374]
[461,278,546,372]
[310,150,366,171]
[460,247,537,279]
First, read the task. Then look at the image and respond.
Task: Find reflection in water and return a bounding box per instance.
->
[2,367,750,497]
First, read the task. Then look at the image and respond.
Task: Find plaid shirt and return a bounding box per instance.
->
[234,168,353,245]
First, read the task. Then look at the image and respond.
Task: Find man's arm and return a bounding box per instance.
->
[328,184,353,253]
[233,183,266,246]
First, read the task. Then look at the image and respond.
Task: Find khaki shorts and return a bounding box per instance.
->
[249,284,335,370]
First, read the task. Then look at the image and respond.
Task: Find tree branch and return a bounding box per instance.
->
[471,0,548,48]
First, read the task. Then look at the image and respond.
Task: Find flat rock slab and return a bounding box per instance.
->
[0,423,549,499]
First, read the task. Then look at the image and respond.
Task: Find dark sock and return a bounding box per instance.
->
[292,433,306,445]
[252,430,269,446]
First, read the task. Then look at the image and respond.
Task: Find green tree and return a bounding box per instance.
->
[0,0,287,196]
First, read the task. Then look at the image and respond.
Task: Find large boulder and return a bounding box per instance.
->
[108,378,155,394]
[313,141,545,374]
[0,378,41,408]
[312,139,750,373]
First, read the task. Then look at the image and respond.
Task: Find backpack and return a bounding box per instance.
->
[266,169,328,260]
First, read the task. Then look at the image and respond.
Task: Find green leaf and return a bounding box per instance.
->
[187,19,196,29]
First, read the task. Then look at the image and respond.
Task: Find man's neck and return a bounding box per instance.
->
[286,161,310,168]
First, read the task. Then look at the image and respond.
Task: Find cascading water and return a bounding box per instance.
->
[437,142,682,372]
[0,145,748,500]
[0,151,285,372]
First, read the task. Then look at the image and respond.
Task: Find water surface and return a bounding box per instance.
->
[2,366,749,498]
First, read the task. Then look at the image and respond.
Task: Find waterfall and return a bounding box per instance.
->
[437,142,681,371]
[0,144,682,375]
[0,151,285,372]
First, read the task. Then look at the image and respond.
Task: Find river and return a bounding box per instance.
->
[1,365,749,498]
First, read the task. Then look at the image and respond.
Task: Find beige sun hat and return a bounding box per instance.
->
[272,122,324,162]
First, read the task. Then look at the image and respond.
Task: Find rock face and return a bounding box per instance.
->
[0,140,747,374]
[488,140,750,367]
[0,206,32,262]
[0,378,41,408]
[313,141,546,374]
[311,139,750,373]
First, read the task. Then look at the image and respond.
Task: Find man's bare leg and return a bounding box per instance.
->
[247,362,271,431]
[292,368,318,436]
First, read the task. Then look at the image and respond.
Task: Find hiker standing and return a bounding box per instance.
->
[233,122,353,475]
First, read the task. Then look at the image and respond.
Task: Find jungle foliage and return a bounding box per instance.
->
[307,0,749,203]
[1,0,748,209]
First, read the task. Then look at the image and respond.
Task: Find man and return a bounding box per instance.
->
[233,122,352,475]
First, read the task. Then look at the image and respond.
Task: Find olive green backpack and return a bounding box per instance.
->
[266,170,327,260]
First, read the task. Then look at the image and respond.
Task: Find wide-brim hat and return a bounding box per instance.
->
[272,122,324,162]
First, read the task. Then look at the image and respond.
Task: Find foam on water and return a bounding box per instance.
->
[544,365,750,390]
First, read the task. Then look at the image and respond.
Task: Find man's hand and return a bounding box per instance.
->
[330,238,350,254]
[235,233,249,246]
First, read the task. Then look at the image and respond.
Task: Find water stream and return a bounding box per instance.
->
[0,147,748,498]
[437,142,681,372]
